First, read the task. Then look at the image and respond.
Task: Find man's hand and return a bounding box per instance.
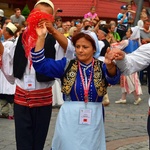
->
[112,48,125,60]
[105,47,125,64]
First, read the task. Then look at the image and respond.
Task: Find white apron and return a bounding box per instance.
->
[51,101,106,150]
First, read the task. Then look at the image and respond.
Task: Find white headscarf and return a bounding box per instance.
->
[81,30,100,58]
[130,26,141,45]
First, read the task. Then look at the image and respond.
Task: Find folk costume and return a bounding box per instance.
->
[0,33,16,118]
[31,30,121,150]
[123,27,142,99]
[0,2,57,149]
[119,38,142,97]
[116,43,150,149]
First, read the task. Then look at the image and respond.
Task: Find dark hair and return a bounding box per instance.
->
[14,8,21,12]
[72,32,96,50]
[90,6,96,10]
[55,16,62,21]
[143,19,150,24]
[6,27,15,36]
[99,24,109,34]
[128,28,133,35]
[84,25,91,30]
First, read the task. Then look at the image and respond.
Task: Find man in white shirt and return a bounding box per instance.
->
[0,22,17,119]
[105,43,150,149]
[0,0,68,149]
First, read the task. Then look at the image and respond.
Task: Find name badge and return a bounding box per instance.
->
[24,74,35,90]
[79,108,92,125]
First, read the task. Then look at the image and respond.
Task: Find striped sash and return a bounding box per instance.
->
[14,86,52,108]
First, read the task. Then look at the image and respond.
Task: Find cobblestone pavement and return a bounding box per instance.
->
[0,85,149,150]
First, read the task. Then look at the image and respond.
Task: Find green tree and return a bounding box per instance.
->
[22,4,30,19]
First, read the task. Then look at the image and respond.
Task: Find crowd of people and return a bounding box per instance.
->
[0,0,150,150]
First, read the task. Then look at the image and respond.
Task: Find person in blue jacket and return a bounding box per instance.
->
[31,22,120,150]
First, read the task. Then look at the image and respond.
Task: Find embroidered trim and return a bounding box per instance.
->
[62,59,108,97]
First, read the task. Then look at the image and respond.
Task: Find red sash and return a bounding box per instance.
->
[14,86,52,108]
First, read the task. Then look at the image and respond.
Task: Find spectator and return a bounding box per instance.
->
[140,20,150,44]
[54,16,62,29]
[141,7,149,18]
[84,6,99,23]
[66,21,71,30]
[10,8,25,26]
[109,20,117,27]
[53,8,63,19]
[70,19,76,27]
[68,26,77,39]
[97,24,110,56]
[82,18,91,27]
[62,21,70,38]
[138,19,150,84]
[137,13,148,29]
[116,5,129,40]
[74,19,83,33]
[108,23,121,43]
[126,3,136,27]
[0,9,6,28]
[57,27,64,34]
[0,18,12,42]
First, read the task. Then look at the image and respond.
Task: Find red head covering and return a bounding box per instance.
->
[22,8,54,58]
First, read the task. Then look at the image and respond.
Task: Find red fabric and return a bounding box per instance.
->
[22,8,54,58]
[14,86,53,108]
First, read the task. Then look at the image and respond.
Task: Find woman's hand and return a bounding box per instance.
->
[36,22,47,38]
[104,48,115,64]
[34,22,47,52]
[105,48,125,64]
[38,19,55,34]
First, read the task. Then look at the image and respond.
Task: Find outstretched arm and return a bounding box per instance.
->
[38,19,68,52]
[105,44,150,75]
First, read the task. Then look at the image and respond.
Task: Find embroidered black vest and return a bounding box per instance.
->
[13,33,56,82]
[61,59,108,96]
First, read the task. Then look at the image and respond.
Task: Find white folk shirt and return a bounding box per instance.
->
[1,36,72,91]
[1,36,55,91]
[0,38,16,94]
[115,43,150,106]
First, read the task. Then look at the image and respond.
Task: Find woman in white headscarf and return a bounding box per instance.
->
[31,25,121,150]
[114,26,143,105]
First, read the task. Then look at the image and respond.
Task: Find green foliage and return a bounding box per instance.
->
[22,4,30,19]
